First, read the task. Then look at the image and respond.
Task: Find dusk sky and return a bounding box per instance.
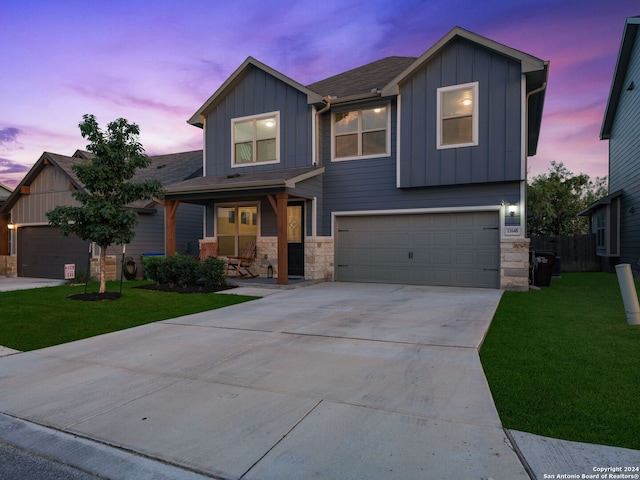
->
[1,0,637,188]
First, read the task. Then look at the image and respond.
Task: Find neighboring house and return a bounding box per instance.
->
[0,183,13,271]
[0,150,203,280]
[163,26,549,290]
[581,16,640,274]
[0,183,11,204]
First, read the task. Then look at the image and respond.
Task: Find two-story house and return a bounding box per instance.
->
[164,26,549,290]
[580,16,640,274]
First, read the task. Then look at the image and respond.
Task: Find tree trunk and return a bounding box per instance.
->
[99,246,107,294]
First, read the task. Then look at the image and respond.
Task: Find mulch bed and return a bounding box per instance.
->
[67,283,236,301]
[68,292,123,302]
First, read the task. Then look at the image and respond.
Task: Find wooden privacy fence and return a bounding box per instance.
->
[530,234,601,273]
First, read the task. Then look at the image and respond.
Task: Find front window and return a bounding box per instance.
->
[217,205,258,256]
[437,82,479,149]
[232,112,279,166]
[333,105,389,160]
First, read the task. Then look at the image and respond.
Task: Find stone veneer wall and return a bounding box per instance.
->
[90,256,117,281]
[0,255,117,280]
[500,237,530,291]
[0,255,16,277]
[255,237,334,280]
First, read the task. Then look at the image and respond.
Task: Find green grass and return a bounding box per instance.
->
[0,281,258,351]
[480,272,640,450]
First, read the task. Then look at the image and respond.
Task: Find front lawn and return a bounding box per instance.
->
[0,281,258,351]
[480,272,640,450]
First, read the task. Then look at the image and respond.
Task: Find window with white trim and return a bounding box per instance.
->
[232,112,279,166]
[216,205,258,256]
[437,82,478,149]
[333,105,389,160]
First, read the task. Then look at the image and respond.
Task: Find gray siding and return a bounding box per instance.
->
[318,98,520,236]
[12,165,78,224]
[609,31,640,270]
[398,38,523,187]
[204,66,314,176]
[106,203,203,279]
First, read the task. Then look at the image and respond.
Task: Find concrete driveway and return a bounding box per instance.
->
[0,282,529,479]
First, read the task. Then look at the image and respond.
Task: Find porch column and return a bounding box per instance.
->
[0,214,8,256]
[165,200,179,257]
[276,192,289,285]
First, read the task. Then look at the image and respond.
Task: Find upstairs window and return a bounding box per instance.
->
[232,112,279,166]
[437,82,478,149]
[333,105,389,160]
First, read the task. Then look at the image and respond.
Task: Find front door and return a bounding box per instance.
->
[287,203,304,277]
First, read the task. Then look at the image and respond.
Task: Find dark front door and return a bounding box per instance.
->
[287,203,304,277]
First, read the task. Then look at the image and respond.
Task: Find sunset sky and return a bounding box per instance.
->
[0,0,636,188]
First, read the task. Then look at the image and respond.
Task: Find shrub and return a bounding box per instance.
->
[142,256,163,282]
[199,257,226,288]
[142,255,226,289]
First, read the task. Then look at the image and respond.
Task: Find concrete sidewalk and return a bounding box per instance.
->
[0,276,66,292]
[0,281,637,478]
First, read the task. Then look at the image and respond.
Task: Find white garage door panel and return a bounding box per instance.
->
[335,212,500,288]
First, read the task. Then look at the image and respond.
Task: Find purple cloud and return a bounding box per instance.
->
[0,157,29,175]
[0,127,22,145]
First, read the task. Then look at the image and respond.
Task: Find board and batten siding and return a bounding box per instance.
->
[398,37,523,188]
[318,98,520,236]
[608,30,640,269]
[11,165,78,224]
[204,66,314,177]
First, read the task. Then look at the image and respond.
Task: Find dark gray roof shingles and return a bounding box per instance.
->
[306,56,416,98]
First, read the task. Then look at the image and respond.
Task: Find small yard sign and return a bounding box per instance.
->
[64,264,76,280]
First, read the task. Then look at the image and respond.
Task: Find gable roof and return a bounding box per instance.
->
[601,16,640,140]
[382,26,548,97]
[0,150,203,214]
[188,57,324,128]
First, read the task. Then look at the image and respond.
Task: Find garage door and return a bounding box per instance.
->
[18,226,90,279]
[335,212,500,288]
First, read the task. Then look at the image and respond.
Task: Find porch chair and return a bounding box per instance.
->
[225,241,258,278]
[199,241,219,261]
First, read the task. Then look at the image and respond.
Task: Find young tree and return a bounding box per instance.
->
[47,115,164,294]
[527,161,607,236]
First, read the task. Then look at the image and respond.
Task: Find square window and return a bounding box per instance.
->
[232,112,279,166]
[333,105,389,160]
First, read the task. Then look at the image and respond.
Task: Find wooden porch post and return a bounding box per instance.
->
[276,192,289,285]
[165,200,179,256]
[0,214,8,256]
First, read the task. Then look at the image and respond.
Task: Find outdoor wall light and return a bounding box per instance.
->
[7,222,14,230]
[508,203,517,217]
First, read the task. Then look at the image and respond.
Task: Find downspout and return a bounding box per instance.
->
[314,96,334,166]
[523,81,547,233]
[525,81,547,156]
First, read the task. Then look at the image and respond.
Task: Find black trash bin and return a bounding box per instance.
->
[533,250,556,286]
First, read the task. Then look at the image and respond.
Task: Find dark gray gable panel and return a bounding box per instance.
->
[398,38,523,188]
[205,66,313,177]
